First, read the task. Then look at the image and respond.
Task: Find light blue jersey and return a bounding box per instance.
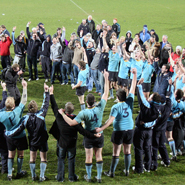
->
[108,50,120,72]
[171,72,177,83]
[110,93,134,131]
[0,103,26,138]
[118,58,131,79]
[77,64,89,87]
[130,58,144,80]
[75,99,107,133]
[141,62,154,83]
[176,76,184,90]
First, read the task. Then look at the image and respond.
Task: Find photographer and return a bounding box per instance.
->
[5,63,24,106]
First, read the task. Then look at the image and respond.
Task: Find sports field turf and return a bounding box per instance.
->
[0,0,185,184]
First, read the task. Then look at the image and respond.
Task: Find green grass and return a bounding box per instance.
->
[0,0,185,184]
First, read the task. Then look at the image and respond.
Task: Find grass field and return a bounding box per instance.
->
[0,0,185,184]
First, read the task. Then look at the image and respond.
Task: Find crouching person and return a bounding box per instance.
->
[6,83,50,181]
[49,85,101,182]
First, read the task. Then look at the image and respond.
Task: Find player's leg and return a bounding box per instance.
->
[123,143,131,175]
[30,150,37,180]
[40,151,47,181]
[78,95,85,110]
[94,147,103,181]
[85,148,93,181]
[8,150,16,178]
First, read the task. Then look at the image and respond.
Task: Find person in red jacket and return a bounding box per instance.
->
[168,46,182,72]
[0,34,12,68]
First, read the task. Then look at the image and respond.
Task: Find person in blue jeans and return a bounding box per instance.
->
[50,29,66,84]
[49,85,100,182]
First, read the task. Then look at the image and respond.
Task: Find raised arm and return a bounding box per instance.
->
[168,49,175,67]
[137,84,151,108]
[0,82,7,109]
[20,79,27,105]
[49,85,59,117]
[12,26,16,45]
[26,22,32,39]
[129,68,137,94]
[101,70,109,101]
[61,27,66,42]
[37,83,50,118]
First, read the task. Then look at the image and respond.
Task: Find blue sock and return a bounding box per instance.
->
[80,103,86,110]
[8,158,14,176]
[183,140,185,149]
[124,154,131,172]
[169,140,176,156]
[30,162,36,178]
[109,89,113,97]
[40,161,47,178]
[85,163,92,179]
[96,161,103,179]
[17,157,24,174]
[110,156,119,173]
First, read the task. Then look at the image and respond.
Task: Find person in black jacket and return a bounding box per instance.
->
[26,22,42,81]
[5,63,24,106]
[41,35,52,82]
[125,31,133,53]
[86,15,95,34]
[6,83,50,182]
[12,26,27,71]
[92,25,102,47]
[49,85,101,182]
[0,82,8,174]
[77,19,90,37]
[133,84,162,173]
[151,93,171,171]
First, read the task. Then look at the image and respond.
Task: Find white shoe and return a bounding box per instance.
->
[65,83,68,85]
[123,169,129,176]
[28,78,31,82]
[61,83,65,85]
[71,83,75,88]
[45,79,48,82]
[36,78,39,81]
[161,161,170,167]
[108,96,114,100]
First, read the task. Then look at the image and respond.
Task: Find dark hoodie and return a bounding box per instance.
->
[125,31,133,52]
[41,35,52,57]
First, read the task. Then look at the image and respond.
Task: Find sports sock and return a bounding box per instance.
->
[17,157,24,174]
[169,140,176,156]
[109,89,113,97]
[124,154,131,172]
[110,156,119,173]
[85,163,92,179]
[30,162,36,178]
[183,140,185,149]
[8,158,14,176]
[40,161,47,178]
[96,161,103,179]
[80,103,86,110]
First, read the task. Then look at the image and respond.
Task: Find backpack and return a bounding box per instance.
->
[116,23,121,33]
[1,66,10,81]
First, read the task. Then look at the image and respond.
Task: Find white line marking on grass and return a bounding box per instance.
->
[70,0,101,24]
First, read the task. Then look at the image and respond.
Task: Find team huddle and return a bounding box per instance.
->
[0,15,185,183]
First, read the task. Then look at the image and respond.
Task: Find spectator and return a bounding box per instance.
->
[86,15,95,34]
[0,34,12,68]
[0,25,10,36]
[139,25,150,43]
[112,18,121,38]
[125,31,133,52]
[150,29,159,42]
[77,19,90,37]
